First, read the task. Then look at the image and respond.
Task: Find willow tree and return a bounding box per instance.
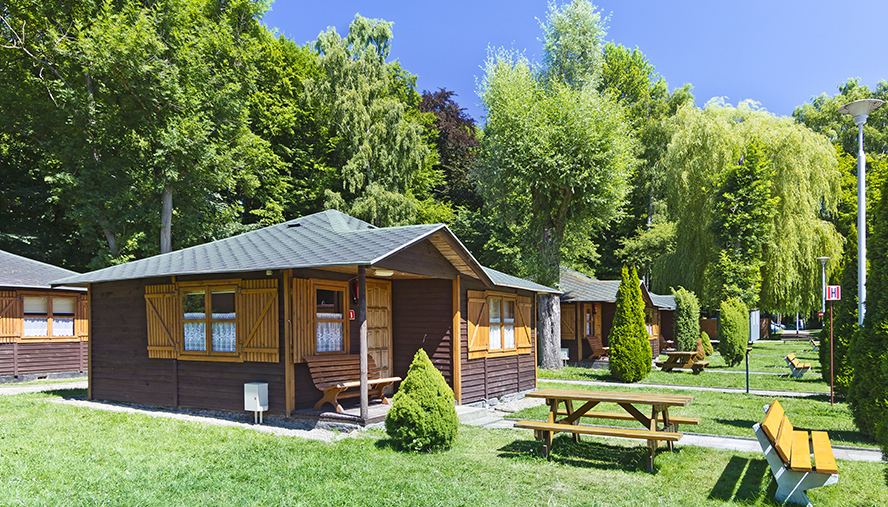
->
[306,15,440,227]
[476,0,636,368]
[656,101,843,314]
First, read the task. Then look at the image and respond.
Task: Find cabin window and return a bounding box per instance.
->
[52,297,76,337]
[645,308,655,336]
[145,279,280,363]
[23,297,48,337]
[316,287,346,353]
[584,307,593,337]
[467,290,532,359]
[181,286,238,356]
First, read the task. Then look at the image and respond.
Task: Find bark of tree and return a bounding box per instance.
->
[160,184,173,254]
[537,293,562,370]
[98,216,118,257]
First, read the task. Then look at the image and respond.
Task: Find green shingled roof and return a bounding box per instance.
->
[483,267,560,294]
[51,210,557,294]
[558,266,670,308]
[0,249,82,290]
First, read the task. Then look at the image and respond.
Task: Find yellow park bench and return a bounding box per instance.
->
[785,353,811,378]
[753,400,838,506]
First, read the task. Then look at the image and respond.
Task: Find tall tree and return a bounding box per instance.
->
[671,287,700,352]
[608,267,651,382]
[657,101,843,314]
[476,0,636,368]
[305,15,441,227]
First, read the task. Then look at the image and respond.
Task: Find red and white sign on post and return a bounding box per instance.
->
[826,285,841,301]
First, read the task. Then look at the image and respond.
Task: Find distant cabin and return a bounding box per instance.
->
[54,210,558,424]
[558,267,675,362]
[0,250,88,381]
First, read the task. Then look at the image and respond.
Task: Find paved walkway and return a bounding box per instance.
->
[0,380,87,395]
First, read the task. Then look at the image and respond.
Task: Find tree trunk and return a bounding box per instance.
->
[160,184,173,254]
[537,293,562,370]
[98,216,118,257]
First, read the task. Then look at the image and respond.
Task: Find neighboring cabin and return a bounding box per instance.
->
[53,210,557,423]
[0,250,88,381]
[558,267,675,362]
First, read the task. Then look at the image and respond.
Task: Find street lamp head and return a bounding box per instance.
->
[817,256,830,264]
[838,98,884,125]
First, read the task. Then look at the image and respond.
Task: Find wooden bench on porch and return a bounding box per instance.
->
[753,399,838,506]
[304,354,401,412]
[785,353,811,378]
[584,335,609,360]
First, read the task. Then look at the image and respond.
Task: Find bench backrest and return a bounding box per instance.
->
[303,354,382,387]
[762,400,797,464]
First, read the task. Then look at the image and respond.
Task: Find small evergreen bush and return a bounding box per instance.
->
[700,331,713,357]
[672,287,700,351]
[717,297,748,367]
[819,236,858,397]
[608,267,651,382]
[385,348,458,452]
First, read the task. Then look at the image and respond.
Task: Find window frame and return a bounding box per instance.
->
[178,282,239,359]
[487,294,517,355]
[20,294,79,341]
[312,281,350,355]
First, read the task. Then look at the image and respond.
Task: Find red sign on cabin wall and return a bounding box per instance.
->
[349,310,355,320]
[826,285,841,301]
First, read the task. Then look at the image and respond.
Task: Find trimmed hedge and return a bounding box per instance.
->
[717,297,748,367]
[385,348,458,452]
[672,287,700,352]
[608,267,651,382]
[700,331,713,357]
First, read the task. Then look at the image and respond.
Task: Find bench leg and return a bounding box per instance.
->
[647,440,656,473]
[314,387,347,412]
[541,430,552,459]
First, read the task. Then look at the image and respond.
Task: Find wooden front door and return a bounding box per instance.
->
[366,280,393,381]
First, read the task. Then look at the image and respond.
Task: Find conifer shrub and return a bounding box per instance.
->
[385,348,459,452]
[671,287,700,351]
[717,297,748,367]
[819,238,858,397]
[608,267,651,382]
[700,331,713,357]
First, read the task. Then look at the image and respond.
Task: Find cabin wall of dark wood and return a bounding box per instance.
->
[660,310,674,341]
[600,302,617,347]
[90,274,289,415]
[0,342,86,377]
[459,278,536,405]
[391,279,452,383]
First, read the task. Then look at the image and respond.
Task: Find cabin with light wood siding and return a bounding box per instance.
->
[54,210,557,424]
[558,267,675,362]
[0,250,88,381]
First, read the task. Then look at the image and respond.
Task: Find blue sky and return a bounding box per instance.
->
[261,1,886,123]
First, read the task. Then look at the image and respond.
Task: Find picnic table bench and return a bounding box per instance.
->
[303,354,401,412]
[553,409,701,433]
[513,389,694,472]
[785,353,811,378]
[655,337,708,373]
[753,400,838,506]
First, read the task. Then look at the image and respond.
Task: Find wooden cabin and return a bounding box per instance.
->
[53,210,557,423]
[558,267,674,362]
[0,250,88,381]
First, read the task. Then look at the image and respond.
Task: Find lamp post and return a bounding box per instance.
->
[817,256,829,315]
[838,98,884,326]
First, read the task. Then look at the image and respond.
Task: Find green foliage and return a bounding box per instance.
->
[608,267,651,382]
[671,287,700,352]
[385,349,458,452]
[306,15,441,228]
[819,233,858,397]
[848,173,888,440]
[717,298,749,367]
[700,331,713,357]
[657,101,842,314]
[539,0,606,90]
[616,220,676,284]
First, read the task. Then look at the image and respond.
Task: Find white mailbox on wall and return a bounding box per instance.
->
[244,382,268,424]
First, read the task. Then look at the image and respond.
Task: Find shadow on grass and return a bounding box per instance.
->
[714,418,758,430]
[707,456,770,502]
[41,388,87,399]
[499,434,670,474]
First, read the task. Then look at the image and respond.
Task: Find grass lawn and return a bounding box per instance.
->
[0,389,885,506]
[542,339,828,393]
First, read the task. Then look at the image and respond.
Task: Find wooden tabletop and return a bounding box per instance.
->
[526,388,695,407]
[663,351,699,357]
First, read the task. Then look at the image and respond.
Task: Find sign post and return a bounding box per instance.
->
[826,285,841,406]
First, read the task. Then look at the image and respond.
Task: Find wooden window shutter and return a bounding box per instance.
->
[145,284,180,358]
[75,295,89,342]
[0,291,22,344]
[467,290,488,359]
[292,278,314,363]
[237,279,279,363]
[561,304,576,341]
[516,296,533,353]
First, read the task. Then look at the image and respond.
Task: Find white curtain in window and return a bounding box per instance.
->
[490,326,502,350]
[317,313,343,352]
[503,325,515,349]
[212,321,236,352]
[53,318,74,337]
[184,322,206,351]
[23,318,48,337]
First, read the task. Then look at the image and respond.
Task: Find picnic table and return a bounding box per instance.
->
[655,350,709,373]
[514,388,696,472]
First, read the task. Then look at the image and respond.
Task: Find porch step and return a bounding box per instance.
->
[456,405,490,424]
